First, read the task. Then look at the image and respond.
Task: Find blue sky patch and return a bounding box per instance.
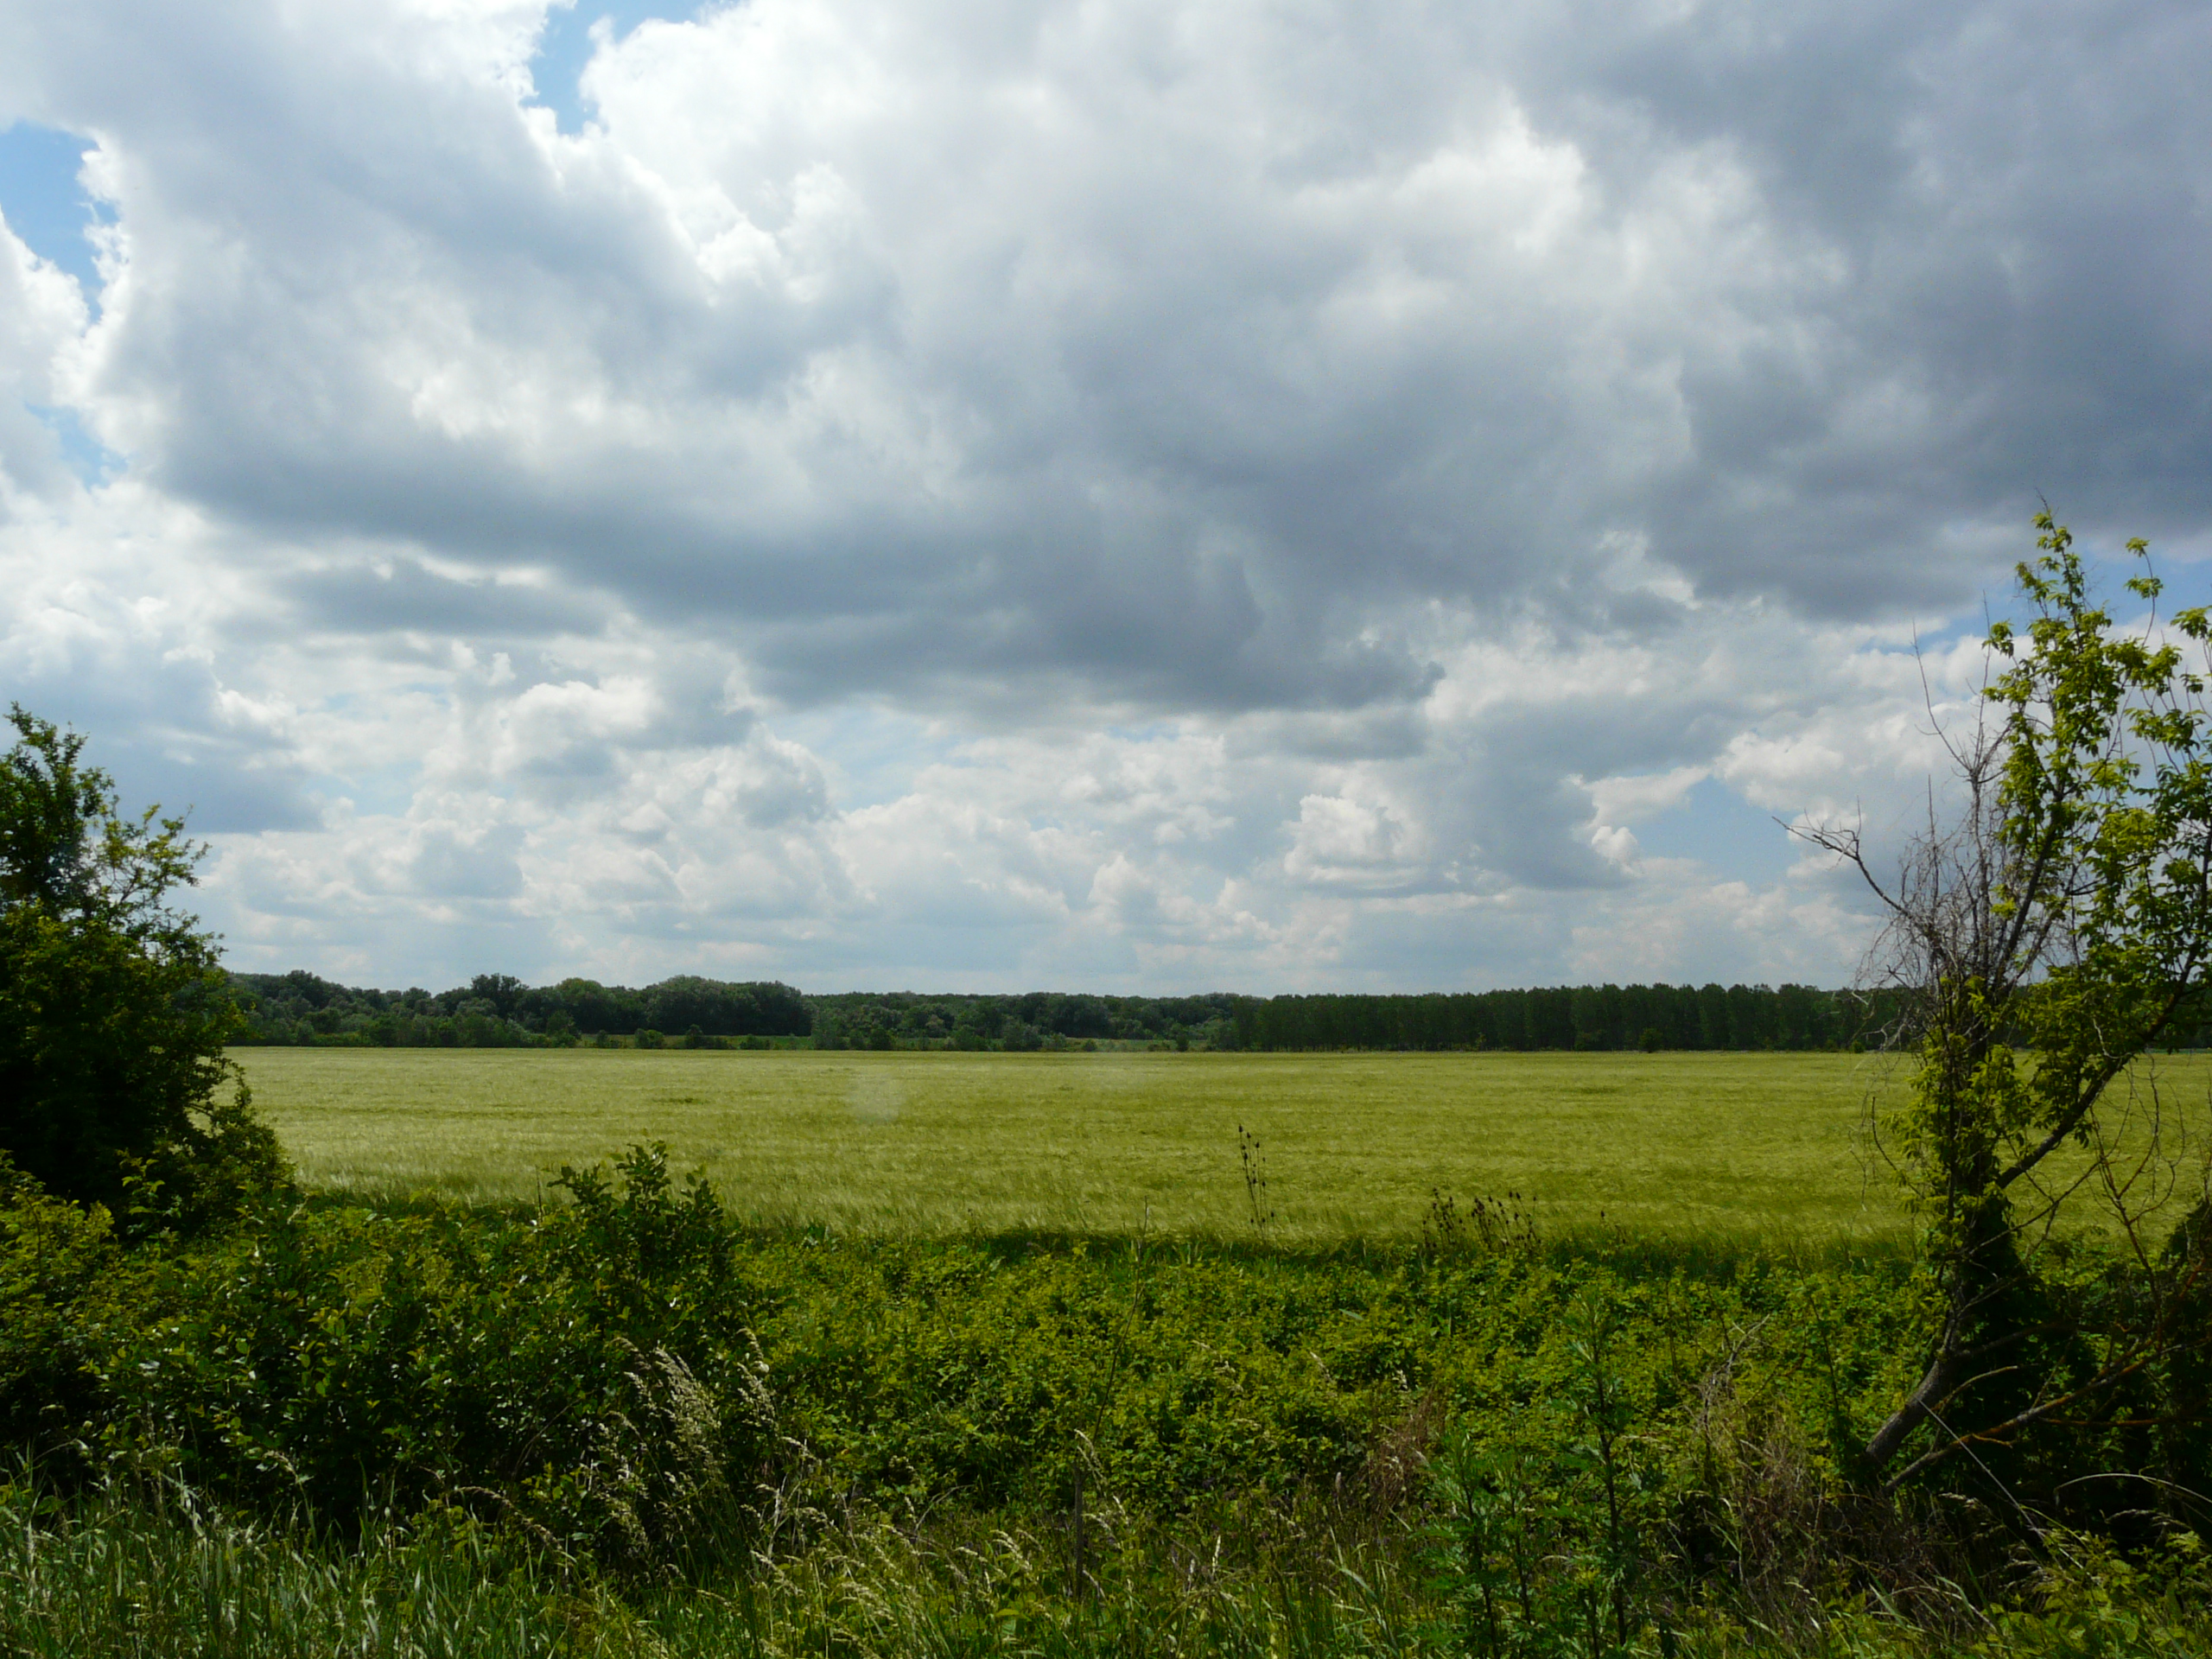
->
[0,122,112,303]
[531,3,702,134]
[1633,778,1800,886]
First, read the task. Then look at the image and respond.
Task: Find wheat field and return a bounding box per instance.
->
[238,1046,1920,1242]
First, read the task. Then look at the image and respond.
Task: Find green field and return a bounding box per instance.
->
[241,1046,1955,1243]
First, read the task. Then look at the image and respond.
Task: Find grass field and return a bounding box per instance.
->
[238,1047,1923,1243]
[239,1046,2210,1243]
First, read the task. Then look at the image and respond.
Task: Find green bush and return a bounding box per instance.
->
[0,1154,121,1458]
[13,1149,769,1570]
[2155,1195,2212,1531]
[0,709,283,1226]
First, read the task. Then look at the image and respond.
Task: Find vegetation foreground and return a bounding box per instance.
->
[4,1147,2209,1656]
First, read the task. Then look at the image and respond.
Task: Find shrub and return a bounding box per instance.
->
[0,709,283,1225]
[0,1154,121,1458]
[41,1148,776,1571]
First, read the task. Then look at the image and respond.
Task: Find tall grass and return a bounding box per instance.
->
[0,1479,559,1659]
[10,1478,2209,1658]
[0,1478,1442,1658]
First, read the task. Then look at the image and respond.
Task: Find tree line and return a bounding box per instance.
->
[232,978,1245,1050]
[1230,982,1902,1052]
[1235,983,2212,1052]
[232,972,2212,1056]
[232,974,1897,1052]
[809,990,1241,1050]
[229,970,812,1047]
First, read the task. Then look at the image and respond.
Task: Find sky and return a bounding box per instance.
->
[1,0,2208,995]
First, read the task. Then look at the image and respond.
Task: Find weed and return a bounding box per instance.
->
[1236,1122,1275,1239]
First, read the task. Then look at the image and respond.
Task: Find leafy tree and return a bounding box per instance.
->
[0,707,282,1224]
[468,972,526,1018]
[1806,517,2212,1497]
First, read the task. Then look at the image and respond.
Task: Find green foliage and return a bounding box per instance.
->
[1978,515,2212,1163]
[1844,518,2212,1480]
[2152,1193,2212,1525]
[0,1154,119,1456]
[0,708,198,928]
[1980,1530,2212,1659]
[55,1147,776,1572]
[1430,1283,1664,1657]
[0,1146,1934,1563]
[0,707,283,1223]
[5,1150,2209,1653]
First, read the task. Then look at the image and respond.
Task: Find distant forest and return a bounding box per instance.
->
[1233,984,1897,1052]
[229,972,813,1049]
[227,973,1936,1052]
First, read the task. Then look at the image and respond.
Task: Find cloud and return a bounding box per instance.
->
[0,0,2205,987]
[0,200,92,499]
[274,556,608,639]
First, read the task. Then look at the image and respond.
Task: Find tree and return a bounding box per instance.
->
[1806,516,2212,1505]
[0,706,282,1224]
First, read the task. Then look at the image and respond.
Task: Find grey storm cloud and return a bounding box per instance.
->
[276,557,608,639]
[3,0,2203,721]
[1505,0,2212,611]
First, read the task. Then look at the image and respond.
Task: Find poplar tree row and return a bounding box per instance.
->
[1225,983,1897,1052]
